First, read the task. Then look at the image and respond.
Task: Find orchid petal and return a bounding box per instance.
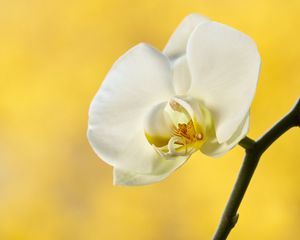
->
[88,43,174,173]
[163,14,209,59]
[187,21,261,143]
[201,113,250,157]
[113,154,188,186]
[172,56,192,95]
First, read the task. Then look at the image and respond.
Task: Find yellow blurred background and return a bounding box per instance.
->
[0,0,299,239]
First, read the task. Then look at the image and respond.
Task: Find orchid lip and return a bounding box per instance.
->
[144,96,212,159]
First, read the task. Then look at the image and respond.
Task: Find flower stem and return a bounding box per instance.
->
[212,98,300,240]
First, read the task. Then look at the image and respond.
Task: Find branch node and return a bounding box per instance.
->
[239,136,255,150]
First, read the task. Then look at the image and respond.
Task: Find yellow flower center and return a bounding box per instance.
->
[173,120,203,143]
[144,96,213,159]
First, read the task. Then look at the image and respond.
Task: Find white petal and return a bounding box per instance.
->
[163,14,209,59]
[113,154,188,186]
[172,56,191,95]
[187,21,261,143]
[201,114,249,157]
[88,43,174,173]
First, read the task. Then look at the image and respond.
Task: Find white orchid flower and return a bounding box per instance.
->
[87,14,261,186]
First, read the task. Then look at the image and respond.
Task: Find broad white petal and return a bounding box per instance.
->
[113,154,188,186]
[201,114,249,157]
[88,43,174,173]
[187,22,261,143]
[172,56,191,95]
[163,14,209,59]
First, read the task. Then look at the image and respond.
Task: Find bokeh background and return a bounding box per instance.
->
[1,0,300,239]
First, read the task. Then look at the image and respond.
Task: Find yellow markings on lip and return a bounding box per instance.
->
[175,140,204,153]
[144,131,170,147]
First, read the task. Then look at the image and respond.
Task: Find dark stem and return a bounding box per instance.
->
[212,98,300,240]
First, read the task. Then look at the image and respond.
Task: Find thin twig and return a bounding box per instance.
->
[212,97,300,240]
